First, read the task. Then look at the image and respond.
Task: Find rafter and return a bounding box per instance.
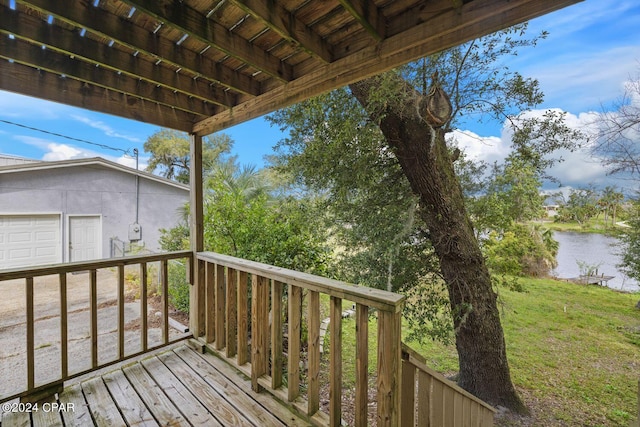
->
[119,0,293,82]
[337,0,385,41]
[0,59,198,132]
[0,5,236,108]
[0,36,218,118]
[193,0,582,135]
[14,0,260,97]
[230,0,333,63]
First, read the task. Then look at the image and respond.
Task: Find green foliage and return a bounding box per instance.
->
[159,155,331,275]
[554,187,599,226]
[618,195,640,281]
[158,223,189,251]
[267,24,583,351]
[483,223,558,277]
[469,154,545,235]
[402,276,454,345]
[407,277,640,425]
[204,187,330,274]
[404,25,548,128]
[167,261,190,313]
[144,130,234,183]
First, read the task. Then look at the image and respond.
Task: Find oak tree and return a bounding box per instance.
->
[269,24,580,411]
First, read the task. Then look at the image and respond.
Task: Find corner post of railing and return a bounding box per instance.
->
[377,299,404,427]
[189,133,205,339]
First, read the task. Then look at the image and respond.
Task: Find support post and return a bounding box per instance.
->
[189,133,205,338]
[377,309,402,427]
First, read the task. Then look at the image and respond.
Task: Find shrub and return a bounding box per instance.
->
[167,260,189,313]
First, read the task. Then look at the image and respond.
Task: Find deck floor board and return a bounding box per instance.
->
[3,344,308,427]
[2,345,309,427]
[157,350,255,427]
[174,346,288,427]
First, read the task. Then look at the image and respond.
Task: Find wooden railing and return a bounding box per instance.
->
[401,344,496,426]
[194,252,406,427]
[0,251,192,403]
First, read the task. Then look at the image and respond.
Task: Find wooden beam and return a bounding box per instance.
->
[338,0,385,41]
[0,5,235,108]
[119,0,293,82]
[193,0,582,135]
[0,59,198,132]
[0,34,219,117]
[189,134,205,338]
[230,0,333,63]
[16,0,260,97]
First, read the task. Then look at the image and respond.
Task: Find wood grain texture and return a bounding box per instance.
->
[287,284,302,402]
[355,303,369,427]
[307,290,320,416]
[81,377,128,426]
[271,280,284,389]
[329,296,343,426]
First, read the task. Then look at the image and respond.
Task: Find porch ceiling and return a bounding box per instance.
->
[0,0,581,136]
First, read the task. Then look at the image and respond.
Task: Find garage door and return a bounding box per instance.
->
[0,214,62,270]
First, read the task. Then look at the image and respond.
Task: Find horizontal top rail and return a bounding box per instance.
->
[197,251,405,313]
[0,251,193,280]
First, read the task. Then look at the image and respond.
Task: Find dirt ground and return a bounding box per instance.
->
[0,268,188,399]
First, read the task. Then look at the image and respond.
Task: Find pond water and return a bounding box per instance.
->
[552,231,639,293]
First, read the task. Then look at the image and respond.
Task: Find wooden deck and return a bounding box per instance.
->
[567,275,615,286]
[0,344,309,427]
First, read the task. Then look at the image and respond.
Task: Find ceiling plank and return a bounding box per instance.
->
[230,0,333,63]
[0,5,236,108]
[15,0,260,97]
[337,0,385,41]
[0,59,199,132]
[193,0,581,135]
[0,35,218,117]
[119,0,294,82]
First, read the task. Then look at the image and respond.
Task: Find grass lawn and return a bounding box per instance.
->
[539,218,625,235]
[403,277,640,426]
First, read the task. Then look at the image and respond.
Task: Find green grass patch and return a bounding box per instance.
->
[361,276,639,425]
[541,218,625,235]
[315,278,639,425]
[484,278,638,425]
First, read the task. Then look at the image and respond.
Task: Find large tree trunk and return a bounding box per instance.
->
[350,78,527,412]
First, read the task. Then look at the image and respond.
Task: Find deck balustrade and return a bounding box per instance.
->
[0,251,192,404]
[193,251,405,426]
[1,250,497,426]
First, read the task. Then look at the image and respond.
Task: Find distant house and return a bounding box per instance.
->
[543,204,560,217]
[0,156,189,270]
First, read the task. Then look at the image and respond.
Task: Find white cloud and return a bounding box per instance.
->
[452,107,638,192]
[448,130,508,165]
[71,115,143,143]
[15,136,96,161]
[116,154,148,171]
[42,143,89,161]
[14,134,149,170]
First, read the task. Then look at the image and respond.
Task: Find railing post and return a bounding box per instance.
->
[355,303,369,427]
[287,284,302,402]
[251,275,268,392]
[189,133,205,338]
[377,309,402,427]
[329,296,343,426]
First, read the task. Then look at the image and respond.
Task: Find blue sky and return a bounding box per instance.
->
[1,0,639,191]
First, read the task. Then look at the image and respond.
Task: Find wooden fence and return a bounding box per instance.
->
[0,251,192,403]
[401,344,496,426]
